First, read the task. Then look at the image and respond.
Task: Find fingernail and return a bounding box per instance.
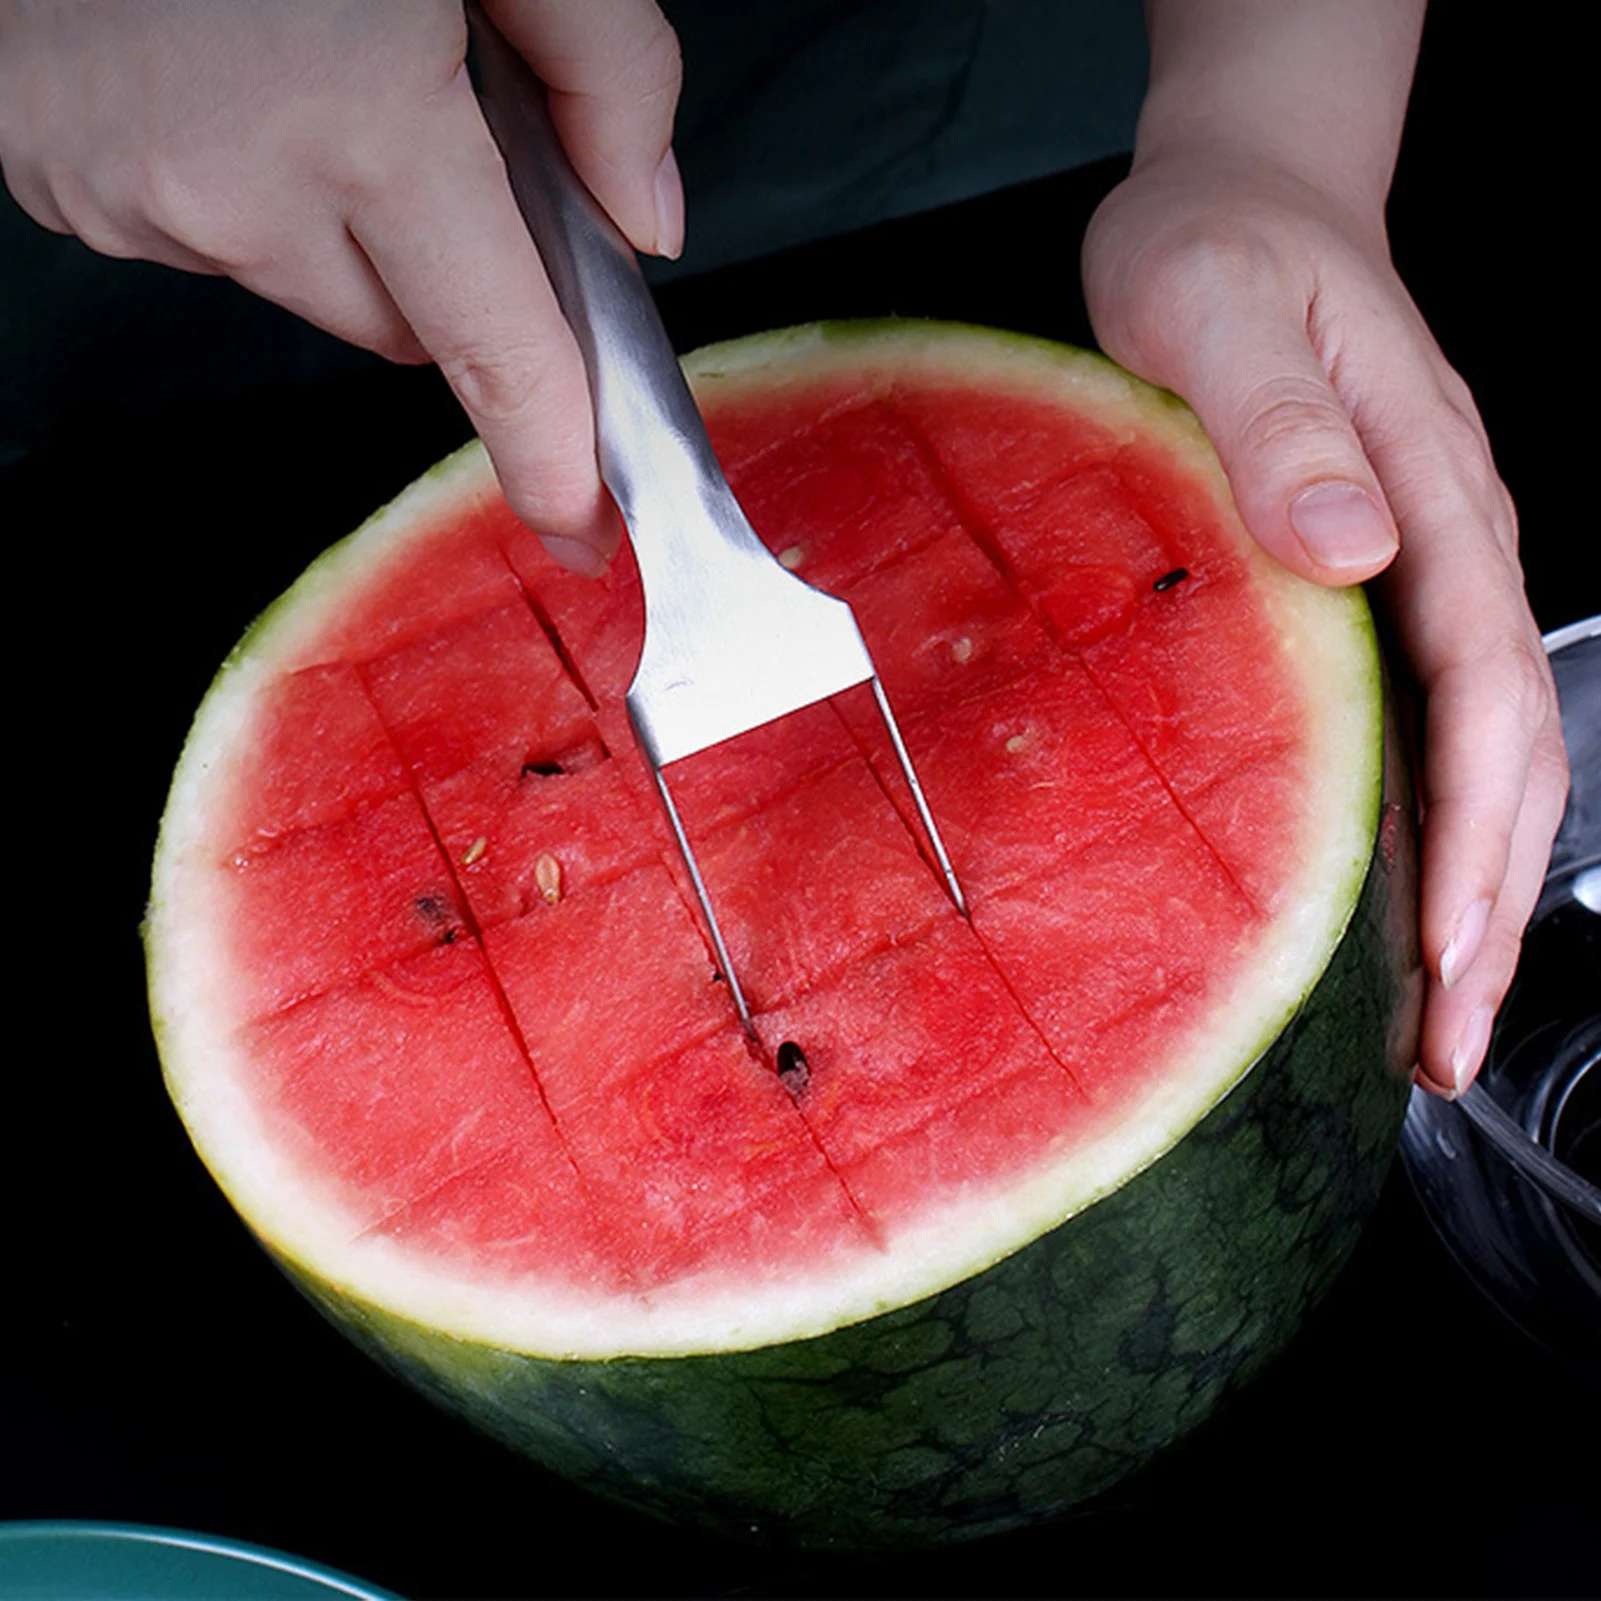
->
[540,535,609,578]
[1450,1005,1495,1095]
[1288,481,1398,571]
[1440,897,1491,990]
[654,147,684,260]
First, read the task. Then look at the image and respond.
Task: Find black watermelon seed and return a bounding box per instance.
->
[1153,567,1189,592]
[521,759,565,778]
[414,893,450,925]
[776,1040,810,1095]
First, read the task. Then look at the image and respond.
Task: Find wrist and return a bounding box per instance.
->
[1134,0,1424,218]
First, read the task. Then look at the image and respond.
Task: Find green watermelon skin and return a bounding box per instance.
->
[287,757,1415,1548]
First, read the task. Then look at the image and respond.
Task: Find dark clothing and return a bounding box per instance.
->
[0,0,1147,463]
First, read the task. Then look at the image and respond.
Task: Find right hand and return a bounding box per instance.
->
[0,0,684,575]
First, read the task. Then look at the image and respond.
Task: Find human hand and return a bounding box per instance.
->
[1084,137,1568,1098]
[0,0,684,575]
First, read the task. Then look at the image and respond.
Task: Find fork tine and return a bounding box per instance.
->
[638,742,758,1036]
[870,678,969,918]
[639,674,967,1042]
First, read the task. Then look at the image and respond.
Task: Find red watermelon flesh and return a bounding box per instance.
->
[192,347,1314,1302]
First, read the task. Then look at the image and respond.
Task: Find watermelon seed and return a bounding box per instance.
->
[1153,567,1189,591]
[776,1040,810,1095]
[461,836,488,867]
[951,636,974,664]
[521,759,564,778]
[414,893,450,925]
[777,544,806,571]
[414,892,462,945]
[534,852,563,905]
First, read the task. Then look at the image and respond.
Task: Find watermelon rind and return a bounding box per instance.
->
[146,321,1419,1545]
[309,834,1412,1547]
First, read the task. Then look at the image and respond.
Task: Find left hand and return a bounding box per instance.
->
[1083,147,1569,1097]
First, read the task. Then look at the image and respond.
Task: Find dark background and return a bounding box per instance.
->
[5,7,1597,1598]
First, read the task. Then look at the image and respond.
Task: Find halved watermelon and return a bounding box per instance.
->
[146,321,1420,1546]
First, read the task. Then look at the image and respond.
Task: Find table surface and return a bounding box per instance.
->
[7,10,1597,1598]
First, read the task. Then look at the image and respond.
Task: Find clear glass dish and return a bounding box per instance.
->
[1400,615,1600,1381]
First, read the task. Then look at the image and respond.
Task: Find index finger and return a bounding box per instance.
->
[485,0,682,258]
[1363,375,1568,1089]
[348,72,617,574]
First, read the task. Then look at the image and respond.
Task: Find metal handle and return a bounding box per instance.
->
[463,3,765,573]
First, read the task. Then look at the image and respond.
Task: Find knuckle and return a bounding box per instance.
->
[1234,374,1352,461]
[1386,412,1481,505]
[1374,416,1515,560]
[1144,227,1281,303]
[630,14,684,102]
[1476,924,1524,1002]
[1529,728,1571,811]
[1433,361,1482,427]
[1434,399,1499,491]
[132,155,249,268]
[507,478,594,537]
[43,163,130,257]
[136,162,204,243]
[1418,403,1509,536]
[319,132,385,214]
[1490,480,1520,555]
[439,342,556,427]
[584,5,682,105]
[443,343,597,529]
[1478,634,1558,732]
[0,132,63,228]
[1100,227,1285,362]
[497,442,600,536]
[7,164,70,234]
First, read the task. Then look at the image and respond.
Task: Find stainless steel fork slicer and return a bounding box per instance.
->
[466,6,966,1034]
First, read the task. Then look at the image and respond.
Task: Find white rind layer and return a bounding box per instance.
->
[147,323,1382,1360]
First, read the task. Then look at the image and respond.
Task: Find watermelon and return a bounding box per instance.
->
[146,321,1420,1547]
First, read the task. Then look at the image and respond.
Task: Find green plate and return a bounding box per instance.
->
[0,1522,401,1600]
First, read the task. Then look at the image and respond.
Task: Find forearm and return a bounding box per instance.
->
[1137,0,1426,216]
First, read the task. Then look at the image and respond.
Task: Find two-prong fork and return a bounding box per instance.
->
[467,6,965,1033]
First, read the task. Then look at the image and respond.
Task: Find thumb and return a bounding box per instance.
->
[485,0,684,258]
[1124,299,1399,586]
